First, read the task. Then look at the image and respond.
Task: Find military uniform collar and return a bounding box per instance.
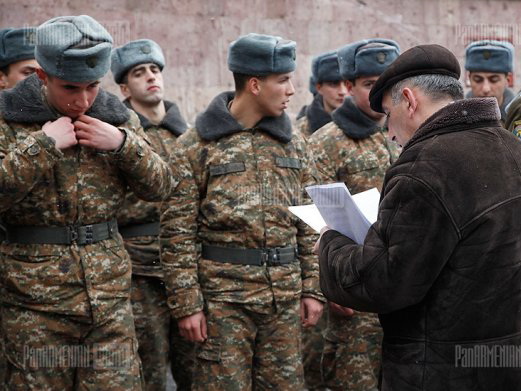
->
[331,97,381,139]
[124,99,187,136]
[195,91,293,143]
[0,74,130,125]
[305,94,333,133]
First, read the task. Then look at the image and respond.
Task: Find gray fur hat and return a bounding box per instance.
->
[312,50,342,83]
[228,33,296,75]
[111,39,165,84]
[338,38,400,80]
[35,15,113,83]
[465,40,514,73]
[0,27,36,68]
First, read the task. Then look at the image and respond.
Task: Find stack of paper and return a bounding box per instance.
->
[288,183,380,244]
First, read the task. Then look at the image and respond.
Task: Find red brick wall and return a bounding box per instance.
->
[2,0,521,122]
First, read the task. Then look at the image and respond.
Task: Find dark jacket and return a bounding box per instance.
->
[319,97,521,391]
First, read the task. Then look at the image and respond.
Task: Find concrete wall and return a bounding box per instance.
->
[2,0,521,122]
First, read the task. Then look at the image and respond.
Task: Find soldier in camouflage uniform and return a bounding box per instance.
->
[0,27,39,90]
[505,92,521,139]
[160,33,325,391]
[0,25,39,385]
[308,39,401,391]
[111,39,195,390]
[464,40,515,124]
[296,51,347,138]
[0,16,174,390]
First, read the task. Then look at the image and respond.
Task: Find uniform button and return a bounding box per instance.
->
[27,144,40,156]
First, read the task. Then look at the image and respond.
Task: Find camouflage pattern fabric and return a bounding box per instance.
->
[161,126,323,319]
[0,90,174,389]
[192,300,304,391]
[2,299,143,390]
[296,115,312,138]
[309,121,399,191]
[161,92,324,388]
[302,305,327,390]
[308,118,398,391]
[117,103,195,390]
[118,124,179,279]
[0,109,173,320]
[505,93,521,140]
[322,311,381,391]
[131,275,195,391]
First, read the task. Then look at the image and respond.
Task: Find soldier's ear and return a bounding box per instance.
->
[0,71,7,90]
[119,84,131,98]
[249,77,262,96]
[507,72,514,88]
[35,68,48,85]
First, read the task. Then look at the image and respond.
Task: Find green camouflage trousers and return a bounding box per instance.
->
[302,303,327,390]
[322,309,382,391]
[1,299,143,390]
[131,275,195,391]
[193,299,304,391]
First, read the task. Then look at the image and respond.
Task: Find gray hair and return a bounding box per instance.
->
[390,74,464,105]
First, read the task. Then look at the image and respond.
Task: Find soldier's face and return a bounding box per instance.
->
[37,69,100,119]
[347,75,385,121]
[256,72,295,117]
[316,80,348,113]
[120,63,164,105]
[0,59,40,90]
[469,72,510,106]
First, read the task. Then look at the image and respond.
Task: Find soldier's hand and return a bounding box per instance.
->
[301,297,324,328]
[42,117,77,150]
[178,311,208,342]
[329,302,355,317]
[74,114,125,151]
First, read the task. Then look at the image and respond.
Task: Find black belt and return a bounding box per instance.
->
[202,244,298,266]
[5,220,118,245]
[119,221,160,238]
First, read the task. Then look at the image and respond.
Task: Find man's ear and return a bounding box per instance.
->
[119,84,131,99]
[402,87,418,117]
[248,77,262,96]
[0,71,7,90]
[345,80,354,95]
[507,72,514,88]
[35,68,48,85]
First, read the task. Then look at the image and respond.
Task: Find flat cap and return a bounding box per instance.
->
[35,15,113,83]
[369,44,461,113]
[0,27,36,68]
[338,38,400,80]
[111,39,165,84]
[465,40,514,74]
[312,50,342,83]
[228,33,296,75]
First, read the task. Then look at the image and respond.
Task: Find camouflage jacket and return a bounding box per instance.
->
[161,91,324,319]
[0,74,174,324]
[295,95,332,138]
[309,97,399,193]
[117,100,187,278]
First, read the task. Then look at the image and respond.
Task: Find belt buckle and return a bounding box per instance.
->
[84,224,94,245]
[68,226,78,243]
[260,250,268,266]
[267,248,282,267]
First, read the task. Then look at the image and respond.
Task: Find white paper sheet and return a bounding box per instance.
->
[288,204,327,233]
[303,183,380,244]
